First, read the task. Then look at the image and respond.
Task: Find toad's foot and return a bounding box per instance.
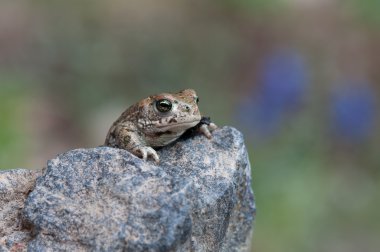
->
[199,122,218,139]
[133,146,160,163]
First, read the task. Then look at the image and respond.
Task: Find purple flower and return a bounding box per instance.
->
[330,81,376,142]
[259,49,309,109]
[237,49,309,136]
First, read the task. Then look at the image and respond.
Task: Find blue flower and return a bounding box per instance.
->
[237,49,309,136]
[259,49,309,109]
[330,81,376,142]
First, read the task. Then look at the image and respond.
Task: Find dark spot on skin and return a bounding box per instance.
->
[169,118,177,123]
[123,135,131,145]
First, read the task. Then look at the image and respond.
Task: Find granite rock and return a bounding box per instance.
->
[0,169,40,252]
[2,126,255,251]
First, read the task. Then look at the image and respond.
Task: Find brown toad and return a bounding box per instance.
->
[104,89,217,163]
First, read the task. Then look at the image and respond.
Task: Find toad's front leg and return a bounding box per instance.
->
[198,116,218,139]
[111,123,160,163]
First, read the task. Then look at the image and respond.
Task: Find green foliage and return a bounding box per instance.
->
[220,0,283,12]
[350,0,380,25]
[0,77,28,169]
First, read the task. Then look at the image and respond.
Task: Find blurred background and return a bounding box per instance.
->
[1,0,379,251]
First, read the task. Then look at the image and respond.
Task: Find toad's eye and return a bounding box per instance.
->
[155,99,172,113]
[195,97,199,104]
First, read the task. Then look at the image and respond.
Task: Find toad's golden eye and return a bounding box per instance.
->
[195,97,199,104]
[155,99,172,113]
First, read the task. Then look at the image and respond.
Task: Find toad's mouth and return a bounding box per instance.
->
[156,120,200,129]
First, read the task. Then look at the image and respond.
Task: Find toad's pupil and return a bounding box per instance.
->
[156,99,172,112]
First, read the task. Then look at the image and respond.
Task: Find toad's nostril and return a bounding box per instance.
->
[185,105,190,111]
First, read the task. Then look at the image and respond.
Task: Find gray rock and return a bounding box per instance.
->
[0,168,40,252]
[19,126,255,251]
